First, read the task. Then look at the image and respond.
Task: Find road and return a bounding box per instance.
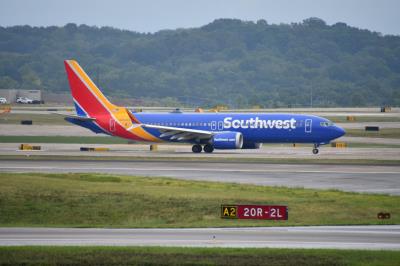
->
[0,226,399,249]
[1,160,399,195]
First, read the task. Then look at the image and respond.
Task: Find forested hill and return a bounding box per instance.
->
[0,18,399,107]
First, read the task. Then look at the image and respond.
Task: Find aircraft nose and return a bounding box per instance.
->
[334,125,346,139]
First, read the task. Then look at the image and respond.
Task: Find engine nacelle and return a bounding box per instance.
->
[241,142,263,149]
[212,132,243,149]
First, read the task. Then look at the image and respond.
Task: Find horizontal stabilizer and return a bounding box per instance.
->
[52,112,96,122]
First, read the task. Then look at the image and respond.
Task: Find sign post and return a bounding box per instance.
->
[221,205,288,220]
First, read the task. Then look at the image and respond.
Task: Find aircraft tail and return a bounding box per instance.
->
[63,60,160,141]
[64,60,117,117]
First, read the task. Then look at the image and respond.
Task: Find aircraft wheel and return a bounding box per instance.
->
[312,148,319,154]
[203,144,214,153]
[192,144,202,153]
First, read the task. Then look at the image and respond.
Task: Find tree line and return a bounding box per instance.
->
[0,18,399,107]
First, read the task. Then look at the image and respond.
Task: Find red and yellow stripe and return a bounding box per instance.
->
[64,60,160,142]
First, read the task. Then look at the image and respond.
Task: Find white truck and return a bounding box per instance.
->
[16,97,33,104]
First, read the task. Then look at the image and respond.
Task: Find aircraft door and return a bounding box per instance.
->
[305,119,312,133]
[109,119,116,132]
[211,121,217,131]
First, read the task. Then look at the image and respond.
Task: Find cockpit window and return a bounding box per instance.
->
[320,121,334,127]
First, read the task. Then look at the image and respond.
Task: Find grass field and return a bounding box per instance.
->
[0,113,68,125]
[0,173,398,228]
[345,128,400,139]
[0,246,399,266]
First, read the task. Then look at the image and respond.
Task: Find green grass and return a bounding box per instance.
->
[0,247,399,266]
[0,113,68,125]
[345,128,400,138]
[0,173,398,228]
[0,135,129,144]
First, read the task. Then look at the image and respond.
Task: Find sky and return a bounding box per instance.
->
[0,0,399,35]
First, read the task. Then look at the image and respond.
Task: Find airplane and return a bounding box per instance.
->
[63,60,345,154]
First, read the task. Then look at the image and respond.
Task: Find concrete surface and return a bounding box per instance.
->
[1,160,399,195]
[1,142,399,160]
[1,226,399,249]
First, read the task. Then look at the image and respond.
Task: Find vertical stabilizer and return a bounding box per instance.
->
[64,60,116,117]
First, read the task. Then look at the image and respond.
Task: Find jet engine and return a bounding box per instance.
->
[212,132,243,149]
[241,142,263,149]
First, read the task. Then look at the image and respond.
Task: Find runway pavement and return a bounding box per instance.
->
[0,226,399,249]
[1,160,399,195]
[1,142,400,160]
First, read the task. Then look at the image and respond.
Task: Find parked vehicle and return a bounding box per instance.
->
[0,97,7,104]
[16,97,33,104]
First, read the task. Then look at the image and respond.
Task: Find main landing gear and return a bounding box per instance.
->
[312,144,319,154]
[192,144,202,153]
[192,144,214,153]
[203,144,214,153]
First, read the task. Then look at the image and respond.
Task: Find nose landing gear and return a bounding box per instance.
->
[312,144,319,154]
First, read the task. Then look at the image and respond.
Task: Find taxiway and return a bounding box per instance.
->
[1,160,399,195]
[1,226,399,249]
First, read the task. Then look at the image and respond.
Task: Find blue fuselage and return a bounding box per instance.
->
[132,112,345,145]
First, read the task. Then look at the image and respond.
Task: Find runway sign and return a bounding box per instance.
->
[221,205,238,218]
[221,205,288,220]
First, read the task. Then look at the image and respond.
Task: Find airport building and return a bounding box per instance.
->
[0,89,42,103]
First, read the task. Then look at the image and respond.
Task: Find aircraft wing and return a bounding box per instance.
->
[141,124,213,141]
[52,112,96,121]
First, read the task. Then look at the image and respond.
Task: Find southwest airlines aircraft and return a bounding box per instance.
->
[64,60,345,154]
